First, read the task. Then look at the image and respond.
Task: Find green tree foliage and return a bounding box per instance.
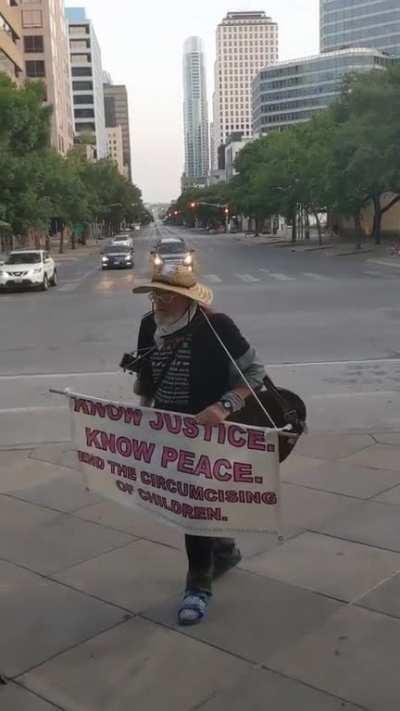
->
[0,72,147,246]
[170,63,400,244]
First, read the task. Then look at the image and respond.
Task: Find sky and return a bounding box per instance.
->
[65,0,320,203]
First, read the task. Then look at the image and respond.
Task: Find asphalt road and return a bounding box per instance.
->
[1,223,400,446]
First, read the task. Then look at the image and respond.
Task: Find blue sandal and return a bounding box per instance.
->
[178,591,210,626]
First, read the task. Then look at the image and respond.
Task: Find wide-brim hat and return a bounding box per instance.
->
[132,263,214,306]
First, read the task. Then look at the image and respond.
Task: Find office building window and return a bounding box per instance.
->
[70,39,90,51]
[22,10,43,28]
[73,80,93,91]
[74,94,94,104]
[71,54,91,65]
[74,108,95,118]
[71,66,92,77]
[25,60,45,77]
[77,122,96,132]
[24,35,44,53]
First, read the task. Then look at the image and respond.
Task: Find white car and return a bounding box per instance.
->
[111,236,134,249]
[0,250,57,291]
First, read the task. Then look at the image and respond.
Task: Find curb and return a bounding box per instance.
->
[334,248,374,257]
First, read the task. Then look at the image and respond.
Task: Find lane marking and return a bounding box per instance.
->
[302,272,331,281]
[0,371,120,380]
[367,259,400,270]
[2,356,400,381]
[58,283,79,293]
[58,268,99,293]
[204,274,222,284]
[269,272,295,282]
[1,391,399,415]
[309,391,397,400]
[235,273,260,283]
[0,406,65,414]
[259,268,295,281]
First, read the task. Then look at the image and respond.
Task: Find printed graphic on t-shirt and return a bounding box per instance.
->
[151,335,192,408]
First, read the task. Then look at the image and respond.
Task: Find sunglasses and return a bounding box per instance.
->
[148,290,176,304]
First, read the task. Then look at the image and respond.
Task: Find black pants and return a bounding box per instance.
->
[185,535,237,594]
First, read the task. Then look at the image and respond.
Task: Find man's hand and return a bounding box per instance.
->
[196,403,228,426]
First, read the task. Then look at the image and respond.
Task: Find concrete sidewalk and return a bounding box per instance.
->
[239,232,400,263]
[52,240,103,263]
[2,432,400,709]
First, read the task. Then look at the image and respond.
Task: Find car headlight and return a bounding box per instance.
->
[102,257,109,262]
[153,256,162,266]
[33,268,43,274]
[183,254,193,265]
[125,255,132,261]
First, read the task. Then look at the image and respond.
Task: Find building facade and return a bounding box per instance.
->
[253,48,390,134]
[103,82,132,181]
[182,36,209,188]
[106,125,126,177]
[20,0,73,153]
[225,133,253,182]
[0,0,23,83]
[66,7,107,159]
[320,0,400,57]
[212,10,278,168]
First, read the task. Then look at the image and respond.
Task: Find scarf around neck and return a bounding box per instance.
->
[154,302,198,349]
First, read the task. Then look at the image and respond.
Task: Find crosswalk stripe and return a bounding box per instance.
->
[58,283,79,292]
[302,272,330,281]
[235,273,260,283]
[259,269,295,281]
[204,274,222,284]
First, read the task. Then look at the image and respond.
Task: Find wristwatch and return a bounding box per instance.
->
[219,399,235,415]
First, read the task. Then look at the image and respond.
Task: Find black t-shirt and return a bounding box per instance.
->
[136,308,249,414]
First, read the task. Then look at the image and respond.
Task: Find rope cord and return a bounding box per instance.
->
[200,308,283,432]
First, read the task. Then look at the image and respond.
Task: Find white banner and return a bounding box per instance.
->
[68,392,282,537]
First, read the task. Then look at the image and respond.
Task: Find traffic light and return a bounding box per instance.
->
[224,207,229,214]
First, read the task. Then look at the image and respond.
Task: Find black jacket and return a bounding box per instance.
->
[136,309,250,414]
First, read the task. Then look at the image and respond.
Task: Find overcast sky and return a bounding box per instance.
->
[65,1,320,203]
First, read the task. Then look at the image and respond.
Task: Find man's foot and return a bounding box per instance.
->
[213,546,242,579]
[178,590,210,626]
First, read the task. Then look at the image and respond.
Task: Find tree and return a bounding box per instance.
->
[331,66,400,244]
[0,71,147,249]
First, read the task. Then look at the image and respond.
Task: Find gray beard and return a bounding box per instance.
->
[154,311,182,328]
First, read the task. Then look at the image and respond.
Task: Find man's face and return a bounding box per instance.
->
[150,290,191,325]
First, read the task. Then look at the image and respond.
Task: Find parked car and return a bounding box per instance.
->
[150,237,195,271]
[101,244,134,270]
[0,250,57,291]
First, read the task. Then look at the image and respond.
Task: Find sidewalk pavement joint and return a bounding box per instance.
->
[2,433,400,710]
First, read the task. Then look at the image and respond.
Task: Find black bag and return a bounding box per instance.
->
[228,375,307,463]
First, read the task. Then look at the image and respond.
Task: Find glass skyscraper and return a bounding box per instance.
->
[320,0,400,57]
[253,48,390,134]
[182,36,210,188]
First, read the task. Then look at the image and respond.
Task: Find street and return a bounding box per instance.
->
[1,224,400,446]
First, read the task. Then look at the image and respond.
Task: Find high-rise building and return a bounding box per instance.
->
[20,0,74,153]
[103,81,132,181]
[253,48,390,135]
[66,7,107,159]
[320,0,400,57]
[0,0,23,84]
[106,125,126,177]
[182,36,209,189]
[212,10,278,168]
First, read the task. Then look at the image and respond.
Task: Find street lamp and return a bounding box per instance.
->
[224,207,230,233]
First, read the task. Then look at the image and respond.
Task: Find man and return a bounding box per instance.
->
[132,262,265,625]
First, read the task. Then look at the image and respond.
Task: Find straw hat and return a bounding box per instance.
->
[132,262,214,306]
